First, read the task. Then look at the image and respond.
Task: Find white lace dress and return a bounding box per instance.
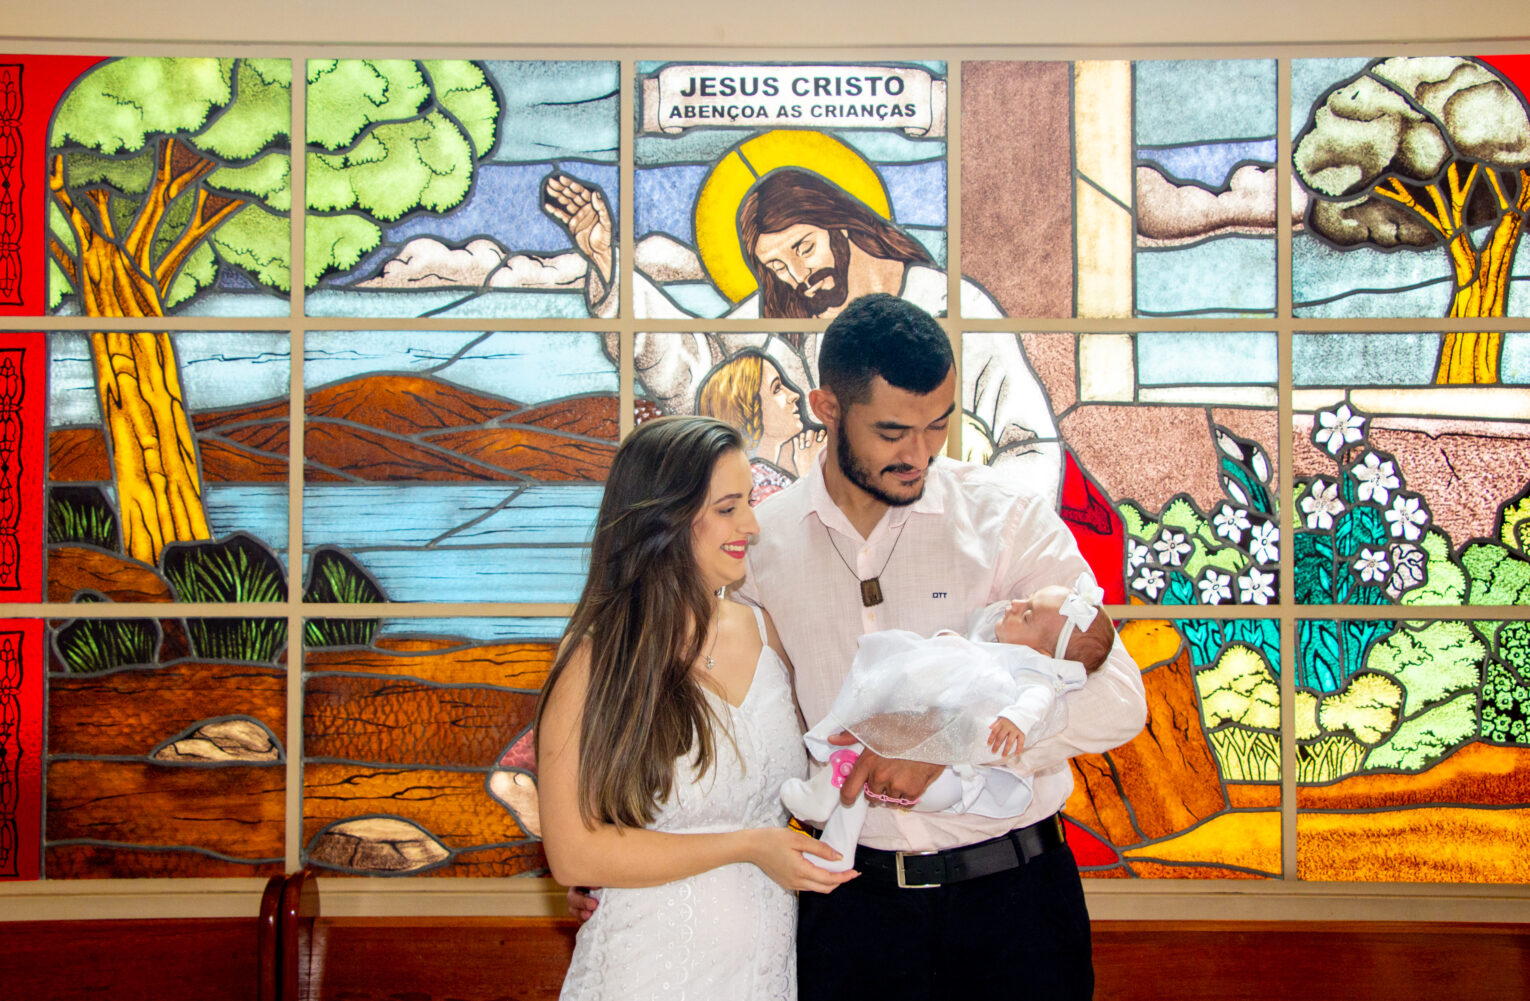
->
[559,613,807,1001]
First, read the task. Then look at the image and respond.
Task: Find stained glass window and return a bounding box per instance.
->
[2,47,1525,902]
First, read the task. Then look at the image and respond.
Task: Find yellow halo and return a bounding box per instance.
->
[694,130,891,305]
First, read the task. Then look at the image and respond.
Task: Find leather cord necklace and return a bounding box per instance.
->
[824,521,907,607]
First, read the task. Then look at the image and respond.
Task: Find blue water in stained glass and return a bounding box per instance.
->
[301,483,600,604]
[373,617,570,645]
[1138,332,1276,384]
[304,289,591,319]
[1136,237,1276,315]
[1294,233,1530,318]
[1292,333,1442,387]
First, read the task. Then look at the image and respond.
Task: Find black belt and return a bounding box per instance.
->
[851,814,1067,889]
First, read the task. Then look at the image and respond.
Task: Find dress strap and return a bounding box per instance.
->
[748,604,769,644]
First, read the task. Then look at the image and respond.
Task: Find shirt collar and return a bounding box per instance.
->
[801,450,948,539]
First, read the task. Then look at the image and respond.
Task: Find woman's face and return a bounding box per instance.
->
[690,449,759,592]
[756,360,803,443]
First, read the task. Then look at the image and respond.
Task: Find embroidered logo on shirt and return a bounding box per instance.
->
[932,591,948,598]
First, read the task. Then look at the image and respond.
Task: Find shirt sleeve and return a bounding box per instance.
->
[988,493,1148,774]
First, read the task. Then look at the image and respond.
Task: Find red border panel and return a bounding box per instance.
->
[0,618,44,880]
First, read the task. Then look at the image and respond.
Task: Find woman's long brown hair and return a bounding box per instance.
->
[533,416,748,828]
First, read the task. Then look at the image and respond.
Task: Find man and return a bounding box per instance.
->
[572,294,1147,999]
[544,168,1059,499]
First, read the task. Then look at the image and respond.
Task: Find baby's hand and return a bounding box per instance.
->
[987,718,1026,757]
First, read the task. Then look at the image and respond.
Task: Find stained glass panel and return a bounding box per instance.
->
[1296,617,1530,882]
[962,60,1276,319]
[301,617,561,877]
[305,60,620,320]
[1071,616,1280,879]
[1291,56,1530,358]
[47,332,291,602]
[302,331,615,603]
[631,61,953,321]
[46,614,286,877]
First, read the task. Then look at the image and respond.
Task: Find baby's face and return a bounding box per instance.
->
[994,585,1070,652]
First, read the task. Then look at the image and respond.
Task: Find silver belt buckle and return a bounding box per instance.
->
[894,849,941,889]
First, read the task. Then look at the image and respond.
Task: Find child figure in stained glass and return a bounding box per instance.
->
[780,575,1115,871]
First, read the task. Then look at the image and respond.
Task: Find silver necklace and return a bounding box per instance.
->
[824,521,907,607]
[702,591,723,670]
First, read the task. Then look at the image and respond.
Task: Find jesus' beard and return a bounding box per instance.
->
[766,228,852,317]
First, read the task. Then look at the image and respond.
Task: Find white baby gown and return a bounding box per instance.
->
[559,609,807,1001]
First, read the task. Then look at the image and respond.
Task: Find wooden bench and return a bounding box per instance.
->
[0,874,283,1001]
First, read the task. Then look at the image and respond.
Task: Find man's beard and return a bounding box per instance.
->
[835,419,933,507]
[779,229,851,317]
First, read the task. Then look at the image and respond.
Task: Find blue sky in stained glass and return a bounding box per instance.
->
[1134,60,1276,144]
[1136,140,1275,186]
[303,331,616,405]
[50,332,290,425]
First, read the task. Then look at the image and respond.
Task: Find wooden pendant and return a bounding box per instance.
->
[860,577,884,607]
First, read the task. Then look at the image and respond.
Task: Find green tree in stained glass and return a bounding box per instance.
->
[46,57,498,563]
[1295,57,1530,383]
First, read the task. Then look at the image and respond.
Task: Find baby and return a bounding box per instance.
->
[781,574,1115,871]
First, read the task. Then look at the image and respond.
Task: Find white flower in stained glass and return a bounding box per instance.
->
[1354,547,1390,583]
[1386,543,1427,598]
[1152,528,1191,567]
[1132,567,1166,599]
[1384,494,1429,541]
[1213,504,1251,543]
[1300,479,1346,530]
[1238,567,1275,605]
[1314,403,1366,455]
[1249,521,1280,564]
[1198,569,1232,605]
[1352,452,1399,504]
[1127,538,1150,571]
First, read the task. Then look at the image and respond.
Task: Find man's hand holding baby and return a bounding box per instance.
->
[826,731,944,807]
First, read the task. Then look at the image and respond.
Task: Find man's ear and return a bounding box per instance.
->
[808,386,838,429]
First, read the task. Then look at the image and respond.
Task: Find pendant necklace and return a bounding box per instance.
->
[702,589,723,670]
[825,521,907,607]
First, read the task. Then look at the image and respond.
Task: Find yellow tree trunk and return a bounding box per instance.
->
[51,146,215,564]
[1435,168,1530,384]
[91,331,212,565]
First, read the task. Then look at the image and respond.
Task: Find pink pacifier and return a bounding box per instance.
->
[828,748,860,789]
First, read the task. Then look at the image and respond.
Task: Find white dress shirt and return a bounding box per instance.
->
[737,453,1147,852]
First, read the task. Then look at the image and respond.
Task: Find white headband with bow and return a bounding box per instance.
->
[1053,573,1106,660]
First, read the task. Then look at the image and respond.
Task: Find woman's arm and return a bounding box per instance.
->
[536,642,854,892]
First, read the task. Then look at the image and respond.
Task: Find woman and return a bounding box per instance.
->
[696,348,826,504]
[535,416,853,1000]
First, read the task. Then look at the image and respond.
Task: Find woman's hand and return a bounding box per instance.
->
[745,827,858,894]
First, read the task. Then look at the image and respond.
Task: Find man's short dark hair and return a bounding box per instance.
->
[817,293,954,405]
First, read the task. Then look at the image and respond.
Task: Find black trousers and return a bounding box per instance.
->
[797,842,1094,1001]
